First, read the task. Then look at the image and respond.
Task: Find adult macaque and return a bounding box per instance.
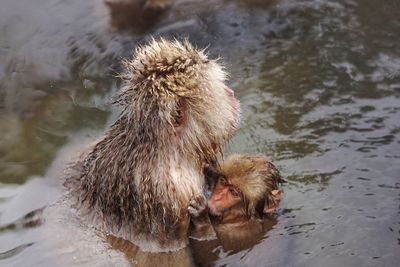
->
[189,154,284,263]
[65,39,240,252]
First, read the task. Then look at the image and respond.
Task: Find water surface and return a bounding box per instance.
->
[0,0,399,266]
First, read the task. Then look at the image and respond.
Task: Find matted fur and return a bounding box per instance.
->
[65,39,240,251]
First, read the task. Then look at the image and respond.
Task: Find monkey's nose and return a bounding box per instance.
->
[210,196,222,203]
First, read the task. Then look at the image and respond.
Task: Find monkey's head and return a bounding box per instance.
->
[118,38,240,164]
[207,154,284,218]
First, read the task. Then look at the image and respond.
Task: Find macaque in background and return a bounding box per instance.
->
[144,0,170,10]
[105,0,170,32]
[189,154,285,265]
[65,38,240,252]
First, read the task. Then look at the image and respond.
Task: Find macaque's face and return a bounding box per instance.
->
[197,61,241,145]
[207,176,242,216]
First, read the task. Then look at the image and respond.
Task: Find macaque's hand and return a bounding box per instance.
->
[188,195,216,240]
[188,195,208,220]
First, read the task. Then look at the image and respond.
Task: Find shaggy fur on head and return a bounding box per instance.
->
[65,39,239,251]
[219,154,284,217]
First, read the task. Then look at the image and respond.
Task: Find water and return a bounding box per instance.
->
[0,0,399,266]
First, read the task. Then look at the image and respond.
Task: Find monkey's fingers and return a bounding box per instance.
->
[195,195,207,209]
[189,195,206,209]
[188,206,201,217]
[188,199,202,213]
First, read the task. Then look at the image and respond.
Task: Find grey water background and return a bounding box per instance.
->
[0,0,399,266]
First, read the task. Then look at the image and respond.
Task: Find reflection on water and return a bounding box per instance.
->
[0,0,399,266]
[190,217,278,266]
[0,83,111,183]
[107,235,195,267]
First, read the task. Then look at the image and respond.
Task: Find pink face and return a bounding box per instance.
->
[225,87,241,129]
[207,176,242,216]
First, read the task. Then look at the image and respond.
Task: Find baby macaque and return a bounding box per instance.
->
[188,154,284,261]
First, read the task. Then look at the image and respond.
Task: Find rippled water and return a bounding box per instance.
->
[0,0,399,266]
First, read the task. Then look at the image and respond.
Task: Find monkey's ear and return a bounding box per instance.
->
[263,190,282,214]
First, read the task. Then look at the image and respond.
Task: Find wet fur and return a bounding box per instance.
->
[189,154,284,263]
[191,154,284,235]
[219,154,285,218]
[65,39,239,251]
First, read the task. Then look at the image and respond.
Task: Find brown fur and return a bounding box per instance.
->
[217,154,285,219]
[105,0,168,32]
[188,154,284,263]
[65,39,240,251]
[144,0,170,9]
[189,154,284,239]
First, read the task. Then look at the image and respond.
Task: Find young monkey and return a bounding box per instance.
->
[189,154,285,242]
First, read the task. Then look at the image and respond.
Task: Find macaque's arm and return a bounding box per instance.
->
[188,195,217,240]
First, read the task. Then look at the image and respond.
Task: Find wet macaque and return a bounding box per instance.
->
[189,154,284,254]
[208,154,284,218]
[65,39,240,252]
[144,0,170,10]
[105,0,169,32]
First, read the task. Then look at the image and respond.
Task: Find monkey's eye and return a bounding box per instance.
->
[219,177,228,185]
[229,187,240,197]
